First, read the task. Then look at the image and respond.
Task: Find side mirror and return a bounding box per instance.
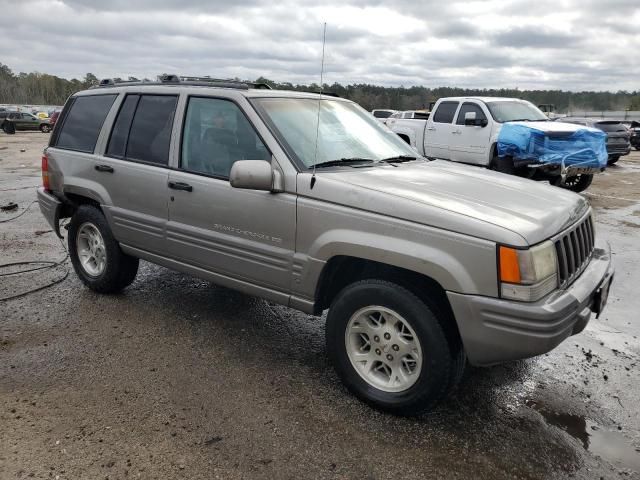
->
[464,112,477,126]
[229,160,281,192]
[464,112,487,127]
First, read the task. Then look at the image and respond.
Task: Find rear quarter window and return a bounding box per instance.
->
[55,94,117,153]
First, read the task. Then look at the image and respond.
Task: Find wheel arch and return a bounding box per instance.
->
[397,133,411,146]
[314,255,463,349]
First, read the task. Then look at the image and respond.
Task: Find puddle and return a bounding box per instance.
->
[526,400,640,472]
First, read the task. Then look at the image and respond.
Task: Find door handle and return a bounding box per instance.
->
[168,181,193,192]
[426,127,436,131]
[451,130,462,135]
[95,164,114,173]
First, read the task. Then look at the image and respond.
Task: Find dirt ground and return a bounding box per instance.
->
[1,131,639,480]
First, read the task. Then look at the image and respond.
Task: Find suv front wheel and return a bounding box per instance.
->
[68,205,139,293]
[326,279,459,415]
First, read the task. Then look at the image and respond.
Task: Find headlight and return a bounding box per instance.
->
[499,241,558,302]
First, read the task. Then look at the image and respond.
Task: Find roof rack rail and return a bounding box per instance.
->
[92,74,272,90]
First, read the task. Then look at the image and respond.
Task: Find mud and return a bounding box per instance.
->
[1,132,639,479]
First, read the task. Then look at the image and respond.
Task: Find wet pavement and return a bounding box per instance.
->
[1,132,639,479]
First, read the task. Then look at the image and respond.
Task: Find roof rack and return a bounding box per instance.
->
[93,74,272,90]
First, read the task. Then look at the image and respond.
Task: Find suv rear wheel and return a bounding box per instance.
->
[326,279,458,415]
[68,205,139,293]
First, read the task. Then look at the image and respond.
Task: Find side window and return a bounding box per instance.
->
[55,95,117,153]
[432,102,459,124]
[126,95,178,165]
[181,97,270,178]
[106,94,140,159]
[456,103,487,125]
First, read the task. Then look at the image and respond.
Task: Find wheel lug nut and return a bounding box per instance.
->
[384,333,391,340]
[375,348,381,355]
[374,335,380,342]
[392,344,399,351]
[386,354,393,361]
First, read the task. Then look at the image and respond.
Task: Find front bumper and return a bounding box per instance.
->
[448,241,613,366]
[37,187,63,238]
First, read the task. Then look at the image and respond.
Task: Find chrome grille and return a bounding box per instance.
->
[555,215,595,288]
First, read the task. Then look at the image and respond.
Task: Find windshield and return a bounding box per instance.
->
[486,101,549,123]
[253,98,419,168]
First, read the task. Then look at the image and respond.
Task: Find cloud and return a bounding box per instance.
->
[0,0,638,91]
[493,27,581,49]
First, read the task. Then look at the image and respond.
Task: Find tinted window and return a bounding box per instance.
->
[56,95,117,152]
[456,103,487,125]
[432,102,459,123]
[181,97,270,178]
[106,94,139,158]
[126,95,177,165]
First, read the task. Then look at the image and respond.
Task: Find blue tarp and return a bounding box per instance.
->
[497,123,608,169]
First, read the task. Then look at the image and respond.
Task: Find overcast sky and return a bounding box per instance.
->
[1,0,638,91]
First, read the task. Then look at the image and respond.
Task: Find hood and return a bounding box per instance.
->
[507,120,600,135]
[302,160,588,246]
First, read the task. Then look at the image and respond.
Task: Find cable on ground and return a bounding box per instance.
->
[0,199,70,301]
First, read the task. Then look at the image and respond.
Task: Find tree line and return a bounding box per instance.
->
[1,62,639,112]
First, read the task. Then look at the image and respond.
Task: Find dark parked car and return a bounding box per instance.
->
[623,121,640,150]
[1,112,52,134]
[561,117,631,165]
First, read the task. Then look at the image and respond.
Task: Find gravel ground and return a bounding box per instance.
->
[1,132,639,480]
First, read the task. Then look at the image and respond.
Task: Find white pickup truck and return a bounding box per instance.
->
[388,97,604,192]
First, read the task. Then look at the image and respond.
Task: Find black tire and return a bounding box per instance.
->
[558,173,594,193]
[40,124,51,133]
[607,155,620,165]
[326,279,458,415]
[491,155,515,175]
[68,204,139,293]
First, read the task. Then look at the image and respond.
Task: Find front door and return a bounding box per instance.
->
[166,96,296,292]
[24,114,39,130]
[449,102,492,165]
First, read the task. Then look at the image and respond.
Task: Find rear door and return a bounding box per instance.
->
[93,93,178,254]
[424,101,459,159]
[449,101,492,165]
[166,95,296,292]
[45,92,176,256]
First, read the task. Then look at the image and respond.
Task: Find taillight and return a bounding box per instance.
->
[42,154,50,190]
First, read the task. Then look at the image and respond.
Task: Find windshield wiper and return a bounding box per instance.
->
[379,155,417,163]
[312,157,375,169]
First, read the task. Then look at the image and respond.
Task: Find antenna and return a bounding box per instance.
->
[310,22,327,190]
